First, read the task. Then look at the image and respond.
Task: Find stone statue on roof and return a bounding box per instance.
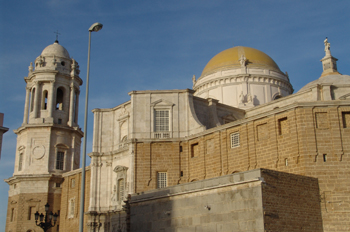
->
[324,37,331,55]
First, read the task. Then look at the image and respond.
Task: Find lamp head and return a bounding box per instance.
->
[45,203,50,212]
[53,213,59,222]
[39,213,44,222]
[89,23,103,32]
[34,211,39,221]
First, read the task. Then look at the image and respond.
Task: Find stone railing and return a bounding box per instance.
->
[152,132,171,139]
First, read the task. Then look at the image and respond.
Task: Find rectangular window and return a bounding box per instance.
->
[28,206,35,220]
[69,199,75,218]
[191,143,199,157]
[278,117,289,135]
[154,110,169,132]
[230,132,240,148]
[56,152,64,170]
[118,179,125,201]
[18,153,23,171]
[157,172,167,188]
[11,208,14,222]
[342,112,350,128]
[71,179,75,188]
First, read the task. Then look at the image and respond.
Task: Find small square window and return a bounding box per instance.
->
[230,132,240,148]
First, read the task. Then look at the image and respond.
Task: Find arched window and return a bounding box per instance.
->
[273,95,282,100]
[30,88,35,112]
[41,90,48,110]
[56,87,64,110]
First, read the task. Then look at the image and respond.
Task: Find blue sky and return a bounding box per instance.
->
[0,0,349,228]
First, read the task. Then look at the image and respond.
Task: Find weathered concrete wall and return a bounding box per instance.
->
[130,169,322,232]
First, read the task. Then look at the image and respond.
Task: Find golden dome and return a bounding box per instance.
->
[201,46,282,76]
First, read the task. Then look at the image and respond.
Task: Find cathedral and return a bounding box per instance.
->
[5,38,350,232]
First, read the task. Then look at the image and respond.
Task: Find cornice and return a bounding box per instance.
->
[14,124,83,136]
[194,74,293,95]
[92,100,131,113]
[4,174,63,184]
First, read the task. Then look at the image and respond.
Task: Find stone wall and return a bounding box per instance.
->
[134,103,350,231]
[5,177,62,232]
[130,169,322,232]
[60,168,91,232]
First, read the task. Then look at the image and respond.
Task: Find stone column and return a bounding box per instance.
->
[23,87,30,124]
[33,82,40,118]
[48,81,55,118]
[68,83,74,127]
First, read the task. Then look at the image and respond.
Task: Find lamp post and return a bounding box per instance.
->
[79,22,103,232]
[34,203,59,232]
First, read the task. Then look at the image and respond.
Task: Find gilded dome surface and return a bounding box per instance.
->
[201,46,281,77]
[41,41,70,59]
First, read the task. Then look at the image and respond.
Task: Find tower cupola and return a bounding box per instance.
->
[24,41,82,126]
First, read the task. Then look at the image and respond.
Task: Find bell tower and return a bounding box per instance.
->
[5,40,83,232]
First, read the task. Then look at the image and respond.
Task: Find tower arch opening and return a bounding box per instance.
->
[41,90,48,110]
[56,87,64,110]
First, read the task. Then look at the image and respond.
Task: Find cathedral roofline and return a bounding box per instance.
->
[62,166,91,178]
[92,100,131,113]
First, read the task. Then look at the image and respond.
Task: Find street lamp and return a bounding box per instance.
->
[34,203,59,232]
[79,22,103,232]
